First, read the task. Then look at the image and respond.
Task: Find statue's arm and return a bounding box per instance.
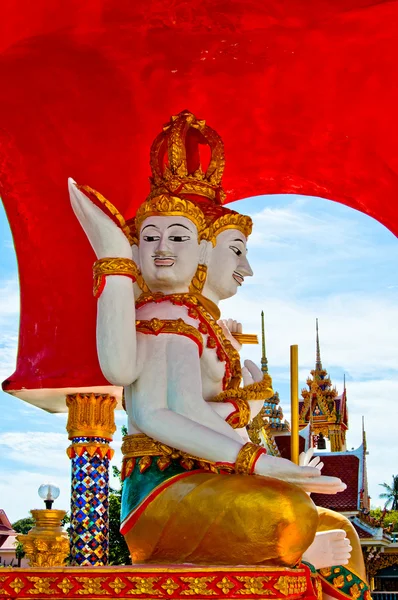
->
[69,178,137,385]
[131,335,346,495]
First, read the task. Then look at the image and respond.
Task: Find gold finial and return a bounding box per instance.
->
[261,311,268,374]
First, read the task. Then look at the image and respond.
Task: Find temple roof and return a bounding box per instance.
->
[0,509,16,550]
[311,445,364,512]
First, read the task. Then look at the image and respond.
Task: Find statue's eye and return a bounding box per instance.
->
[143,235,161,242]
[230,245,242,256]
[169,235,190,242]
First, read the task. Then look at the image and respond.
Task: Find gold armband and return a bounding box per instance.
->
[225,398,251,429]
[235,442,267,475]
[93,257,138,298]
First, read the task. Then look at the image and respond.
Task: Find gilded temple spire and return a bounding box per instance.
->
[261,310,268,374]
[315,318,322,371]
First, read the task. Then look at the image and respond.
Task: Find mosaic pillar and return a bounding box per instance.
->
[66,393,116,566]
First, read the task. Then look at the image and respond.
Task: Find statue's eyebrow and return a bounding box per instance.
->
[167,223,192,231]
[142,224,160,232]
[233,238,245,244]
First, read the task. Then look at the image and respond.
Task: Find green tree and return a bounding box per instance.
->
[379,475,398,510]
[370,508,398,532]
[109,464,131,565]
[12,517,34,534]
[108,424,131,565]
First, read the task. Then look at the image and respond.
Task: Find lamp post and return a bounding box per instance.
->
[16,484,69,567]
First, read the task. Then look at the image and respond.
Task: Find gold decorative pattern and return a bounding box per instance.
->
[274,575,307,596]
[212,374,274,404]
[148,110,226,204]
[0,564,314,599]
[16,510,69,568]
[9,578,25,594]
[225,398,251,429]
[134,194,209,242]
[0,576,10,597]
[57,578,74,594]
[236,576,273,595]
[210,212,253,243]
[189,264,208,294]
[76,184,133,244]
[66,441,115,460]
[136,318,204,354]
[161,579,180,595]
[121,433,234,475]
[232,333,259,345]
[127,576,160,595]
[66,393,116,440]
[180,576,216,596]
[27,576,57,595]
[92,257,138,297]
[75,577,110,595]
[235,443,266,475]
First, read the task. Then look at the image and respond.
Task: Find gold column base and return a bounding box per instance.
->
[16,509,69,567]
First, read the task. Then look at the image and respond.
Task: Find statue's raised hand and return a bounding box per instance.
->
[242,359,266,418]
[218,319,242,351]
[68,178,132,259]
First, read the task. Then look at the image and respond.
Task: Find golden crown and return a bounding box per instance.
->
[128,110,253,245]
[134,193,209,241]
[148,110,226,204]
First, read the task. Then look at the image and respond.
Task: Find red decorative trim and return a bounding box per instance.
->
[0,563,318,599]
[250,447,267,474]
[95,273,136,299]
[120,469,206,535]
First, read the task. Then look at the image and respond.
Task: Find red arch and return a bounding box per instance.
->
[0,0,397,401]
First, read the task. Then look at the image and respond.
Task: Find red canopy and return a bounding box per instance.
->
[1,0,397,405]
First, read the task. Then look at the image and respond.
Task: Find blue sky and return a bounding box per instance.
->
[0,193,397,523]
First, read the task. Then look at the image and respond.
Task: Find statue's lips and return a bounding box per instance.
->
[153,256,176,267]
[233,271,244,285]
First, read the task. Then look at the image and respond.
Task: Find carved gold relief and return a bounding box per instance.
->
[66,393,116,440]
[189,264,208,294]
[180,576,216,596]
[16,509,69,568]
[274,576,307,597]
[236,576,273,595]
[235,443,266,475]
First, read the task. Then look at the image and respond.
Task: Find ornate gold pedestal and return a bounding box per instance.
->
[16,509,69,567]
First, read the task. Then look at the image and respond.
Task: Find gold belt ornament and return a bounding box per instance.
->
[121,434,235,476]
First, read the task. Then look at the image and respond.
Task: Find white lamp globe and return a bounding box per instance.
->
[38,484,60,508]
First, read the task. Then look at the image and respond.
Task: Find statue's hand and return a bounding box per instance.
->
[242,359,267,418]
[299,447,324,472]
[68,178,132,259]
[255,453,347,495]
[218,319,243,352]
[302,529,352,570]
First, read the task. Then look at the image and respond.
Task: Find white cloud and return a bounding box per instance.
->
[0,432,123,522]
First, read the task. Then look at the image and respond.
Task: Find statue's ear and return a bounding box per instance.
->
[131,244,140,268]
[199,240,212,266]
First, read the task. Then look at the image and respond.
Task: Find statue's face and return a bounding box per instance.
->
[204,229,253,301]
[138,215,201,293]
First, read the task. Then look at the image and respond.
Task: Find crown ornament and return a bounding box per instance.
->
[134,193,209,241]
[148,110,226,204]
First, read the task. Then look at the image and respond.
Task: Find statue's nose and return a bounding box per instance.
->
[239,255,253,277]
